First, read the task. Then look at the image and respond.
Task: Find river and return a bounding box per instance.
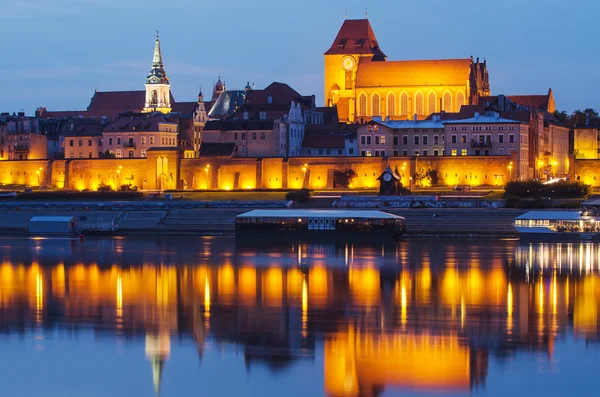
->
[0,236,599,396]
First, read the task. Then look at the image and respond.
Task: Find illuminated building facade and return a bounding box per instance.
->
[0,113,47,160]
[324,19,490,123]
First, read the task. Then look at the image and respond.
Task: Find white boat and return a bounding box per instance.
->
[514,210,600,239]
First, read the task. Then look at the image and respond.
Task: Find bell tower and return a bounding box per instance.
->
[324,19,386,123]
[144,32,171,114]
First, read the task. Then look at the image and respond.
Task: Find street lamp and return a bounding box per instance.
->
[204,164,210,190]
[301,164,308,189]
[508,161,513,181]
[537,160,544,181]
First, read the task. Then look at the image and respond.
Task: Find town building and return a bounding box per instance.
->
[203,83,309,158]
[444,111,529,179]
[301,124,357,157]
[62,119,106,159]
[324,19,490,123]
[357,117,446,157]
[101,113,179,158]
[0,113,47,160]
[574,124,600,160]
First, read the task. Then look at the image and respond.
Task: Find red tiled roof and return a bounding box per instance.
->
[87,90,176,118]
[103,114,177,133]
[245,82,300,105]
[324,19,386,58]
[302,134,345,149]
[171,101,197,115]
[507,95,549,111]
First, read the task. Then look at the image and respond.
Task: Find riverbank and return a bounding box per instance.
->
[0,204,527,237]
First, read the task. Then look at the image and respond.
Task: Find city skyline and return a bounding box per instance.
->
[1,0,597,114]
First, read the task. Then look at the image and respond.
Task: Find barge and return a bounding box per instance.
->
[235,209,406,241]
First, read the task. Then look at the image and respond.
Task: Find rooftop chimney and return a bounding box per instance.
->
[474,112,480,119]
[413,114,418,122]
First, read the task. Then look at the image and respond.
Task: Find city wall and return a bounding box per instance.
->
[0,154,589,191]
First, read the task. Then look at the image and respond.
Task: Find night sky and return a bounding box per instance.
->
[0,0,596,113]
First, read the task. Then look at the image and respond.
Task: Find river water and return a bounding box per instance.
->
[0,236,599,397]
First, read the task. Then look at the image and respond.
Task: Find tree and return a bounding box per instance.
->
[334,168,358,188]
[414,168,438,188]
[100,150,115,159]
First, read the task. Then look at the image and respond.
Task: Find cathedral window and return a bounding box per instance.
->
[358,94,367,116]
[400,93,408,115]
[152,90,158,105]
[372,94,380,117]
[387,93,396,116]
[456,92,466,110]
[415,93,424,116]
[443,92,452,112]
[427,92,436,115]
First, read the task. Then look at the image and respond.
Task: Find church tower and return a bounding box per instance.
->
[144,32,172,114]
[324,19,386,122]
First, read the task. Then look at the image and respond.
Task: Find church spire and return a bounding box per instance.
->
[153,31,163,67]
[144,32,171,113]
[146,32,169,85]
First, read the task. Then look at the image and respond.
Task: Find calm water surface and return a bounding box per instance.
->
[0,236,599,397]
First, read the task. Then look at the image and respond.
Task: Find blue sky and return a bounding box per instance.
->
[0,0,597,114]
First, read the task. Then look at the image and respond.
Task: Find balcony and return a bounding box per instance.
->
[15,144,29,151]
[471,140,492,148]
[124,142,136,148]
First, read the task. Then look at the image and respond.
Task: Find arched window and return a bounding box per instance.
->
[428,92,436,115]
[456,92,466,110]
[372,93,380,117]
[443,92,452,112]
[415,92,423,116]
[387,93,395,116]
[358,93,367,116]
[400,92,408,116]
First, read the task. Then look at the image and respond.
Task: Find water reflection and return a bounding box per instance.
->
[0,237,599,396]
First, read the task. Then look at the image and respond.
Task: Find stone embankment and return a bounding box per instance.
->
[0,201,527,237]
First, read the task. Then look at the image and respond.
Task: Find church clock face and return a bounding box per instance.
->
[341,56,355,71]
[383,172,392,182]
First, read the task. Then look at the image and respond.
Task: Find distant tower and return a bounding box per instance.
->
[212,76,225,103]
[144,32,172,114]
[244,81,252,99]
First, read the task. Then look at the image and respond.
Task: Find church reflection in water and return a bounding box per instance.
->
[1,237,600,396]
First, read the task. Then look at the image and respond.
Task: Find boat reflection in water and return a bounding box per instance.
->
[0,237,600,396]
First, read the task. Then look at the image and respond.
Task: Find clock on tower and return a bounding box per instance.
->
[377,165,401,196]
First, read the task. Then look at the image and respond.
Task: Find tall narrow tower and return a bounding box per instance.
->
[144,32,172,114]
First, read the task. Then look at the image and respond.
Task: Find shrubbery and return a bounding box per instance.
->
[97,182,113,192]
[504,180,589,198]
[285,189,311,203]
[120,184,138,191]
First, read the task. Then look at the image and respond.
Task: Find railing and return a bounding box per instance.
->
[470,141,492,148]
[15,144,29,151]
[124,142,136,148]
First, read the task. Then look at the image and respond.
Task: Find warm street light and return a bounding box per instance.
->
[204,164,210,189]
[508,162,513,180]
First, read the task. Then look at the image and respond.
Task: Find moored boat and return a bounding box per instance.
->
[514,210,600,240]
[235,209,406,241]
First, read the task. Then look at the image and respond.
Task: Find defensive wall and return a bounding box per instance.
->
[0,152,592,191]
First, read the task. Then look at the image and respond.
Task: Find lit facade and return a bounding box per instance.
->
[357,117,446,157]
[324,19,490,123]
[101,114,179,158]
[444,112,529,179]
[574,126,600,160]
[0,114,47,160]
